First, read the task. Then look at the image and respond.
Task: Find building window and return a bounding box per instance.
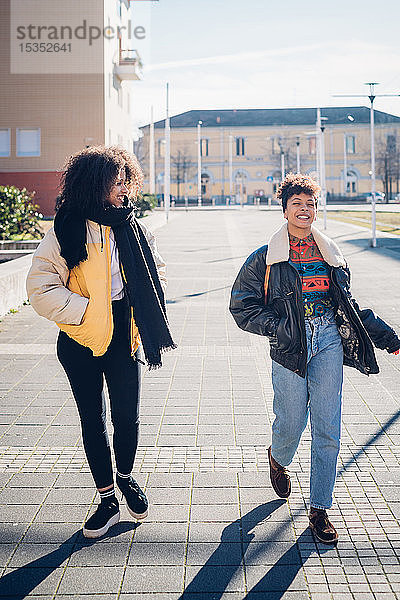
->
[308,136,316,155]
[200,138,208,157]
[201,173,210,196]
[0,129,11,157]
[346,135,355,154]
[158,139,165,158]
[16,128,40,157]
[117,87,123,108]
[236,137,245,156]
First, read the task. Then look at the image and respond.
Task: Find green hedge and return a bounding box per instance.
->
[0,185,43,240]
[135,193,157,218]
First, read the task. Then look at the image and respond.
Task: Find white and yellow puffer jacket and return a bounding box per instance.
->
[26,219,167,357]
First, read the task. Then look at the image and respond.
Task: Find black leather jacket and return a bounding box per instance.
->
[230,245,400,378]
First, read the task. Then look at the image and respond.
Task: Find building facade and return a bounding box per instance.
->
[0,0,142,215]
[139,107,400,203]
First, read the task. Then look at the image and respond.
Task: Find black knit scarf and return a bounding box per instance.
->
[54,202,176,368]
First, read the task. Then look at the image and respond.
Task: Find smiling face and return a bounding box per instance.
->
[284,192,317,238]
[107,167,129,208]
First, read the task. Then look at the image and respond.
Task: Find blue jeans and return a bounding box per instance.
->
[271,310,343,509]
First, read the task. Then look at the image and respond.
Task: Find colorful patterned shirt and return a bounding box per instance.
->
[289,233,333,318]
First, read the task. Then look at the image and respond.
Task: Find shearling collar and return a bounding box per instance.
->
[266,222,346,268]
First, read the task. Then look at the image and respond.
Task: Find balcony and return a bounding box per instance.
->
[114,50,143,81]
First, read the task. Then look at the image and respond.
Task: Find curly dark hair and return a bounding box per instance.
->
[276,173,321,212]
[56,145,144,213]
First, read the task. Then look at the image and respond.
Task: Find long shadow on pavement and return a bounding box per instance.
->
[179,500,285,598]
[0,521,139,599]
[182,408,400,598]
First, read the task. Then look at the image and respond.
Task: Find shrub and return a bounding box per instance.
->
[0,185,43,240]
[134,193,157,218]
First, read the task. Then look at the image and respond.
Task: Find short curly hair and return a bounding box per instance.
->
[276,173,321,212]
[56,145,144,213]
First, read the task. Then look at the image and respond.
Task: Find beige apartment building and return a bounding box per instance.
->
[139,107,400,203]
[0,0,143,215]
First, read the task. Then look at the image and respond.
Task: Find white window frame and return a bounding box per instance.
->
[0,128,11,157]
[16,127,41,157]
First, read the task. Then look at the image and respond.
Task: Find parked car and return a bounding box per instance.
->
[358,192,385,203]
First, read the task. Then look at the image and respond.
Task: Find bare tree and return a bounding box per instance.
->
[261,135,299,177]
[171,150,195,200]
[376,133,400,201]
[133,136,149,178]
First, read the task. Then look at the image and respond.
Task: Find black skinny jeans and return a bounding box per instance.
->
[57,297,141,489]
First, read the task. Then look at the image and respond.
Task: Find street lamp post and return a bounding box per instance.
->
[296,137,300,173]
[368,86,377,246]
[316,108,328,230]
[197,120,202,207]
[229,133,233,205]
[334,83,400,247]
[164,83,170,222]
[149,105,155,195]
[343,133,348,196]
[320,123,327,230]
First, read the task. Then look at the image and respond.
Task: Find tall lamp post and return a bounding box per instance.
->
[197,120,202,207]
[316,108,328,230]
[334,83,400,247]
[149,105,155,195]
[164,83,171,222]
[228,133,233,205]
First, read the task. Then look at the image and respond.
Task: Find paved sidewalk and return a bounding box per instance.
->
[0,209,400,599]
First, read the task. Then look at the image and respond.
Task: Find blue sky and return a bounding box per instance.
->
[131,0,400,127]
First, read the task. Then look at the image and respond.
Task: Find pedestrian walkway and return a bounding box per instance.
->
[0,209,399,599]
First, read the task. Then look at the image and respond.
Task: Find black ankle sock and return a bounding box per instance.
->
[99,486,116,504]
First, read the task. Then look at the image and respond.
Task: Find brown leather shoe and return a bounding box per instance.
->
[268,446,291,498]
[309,508,338,544]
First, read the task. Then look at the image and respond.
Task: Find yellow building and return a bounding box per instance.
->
[139,107,400,204]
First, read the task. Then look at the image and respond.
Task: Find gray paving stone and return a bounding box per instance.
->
[0,487,48,505]
[0,522,30,543]
[0,543,15,567]
[190,504,239,523]
[7,473,58,488]
[57,566,124,594]
[33,504,88,523]
[0,566,64,596]
[188,522,241,543]
[193,473,237,487]
[184,565,246,592]
[145,504,189,522]
[122,565,184,593]
[44,488,95,505]
[8,542,74,568]
[245,541,302,565]
[245,564,308,592]
[128,541,186,565]
[0,504,39,522]
[147,487,191,505]
[186,542,243,566]
[22,523,81,543]
[68,541,130,566]
[191,487,238,504]
[133,521,188,543]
